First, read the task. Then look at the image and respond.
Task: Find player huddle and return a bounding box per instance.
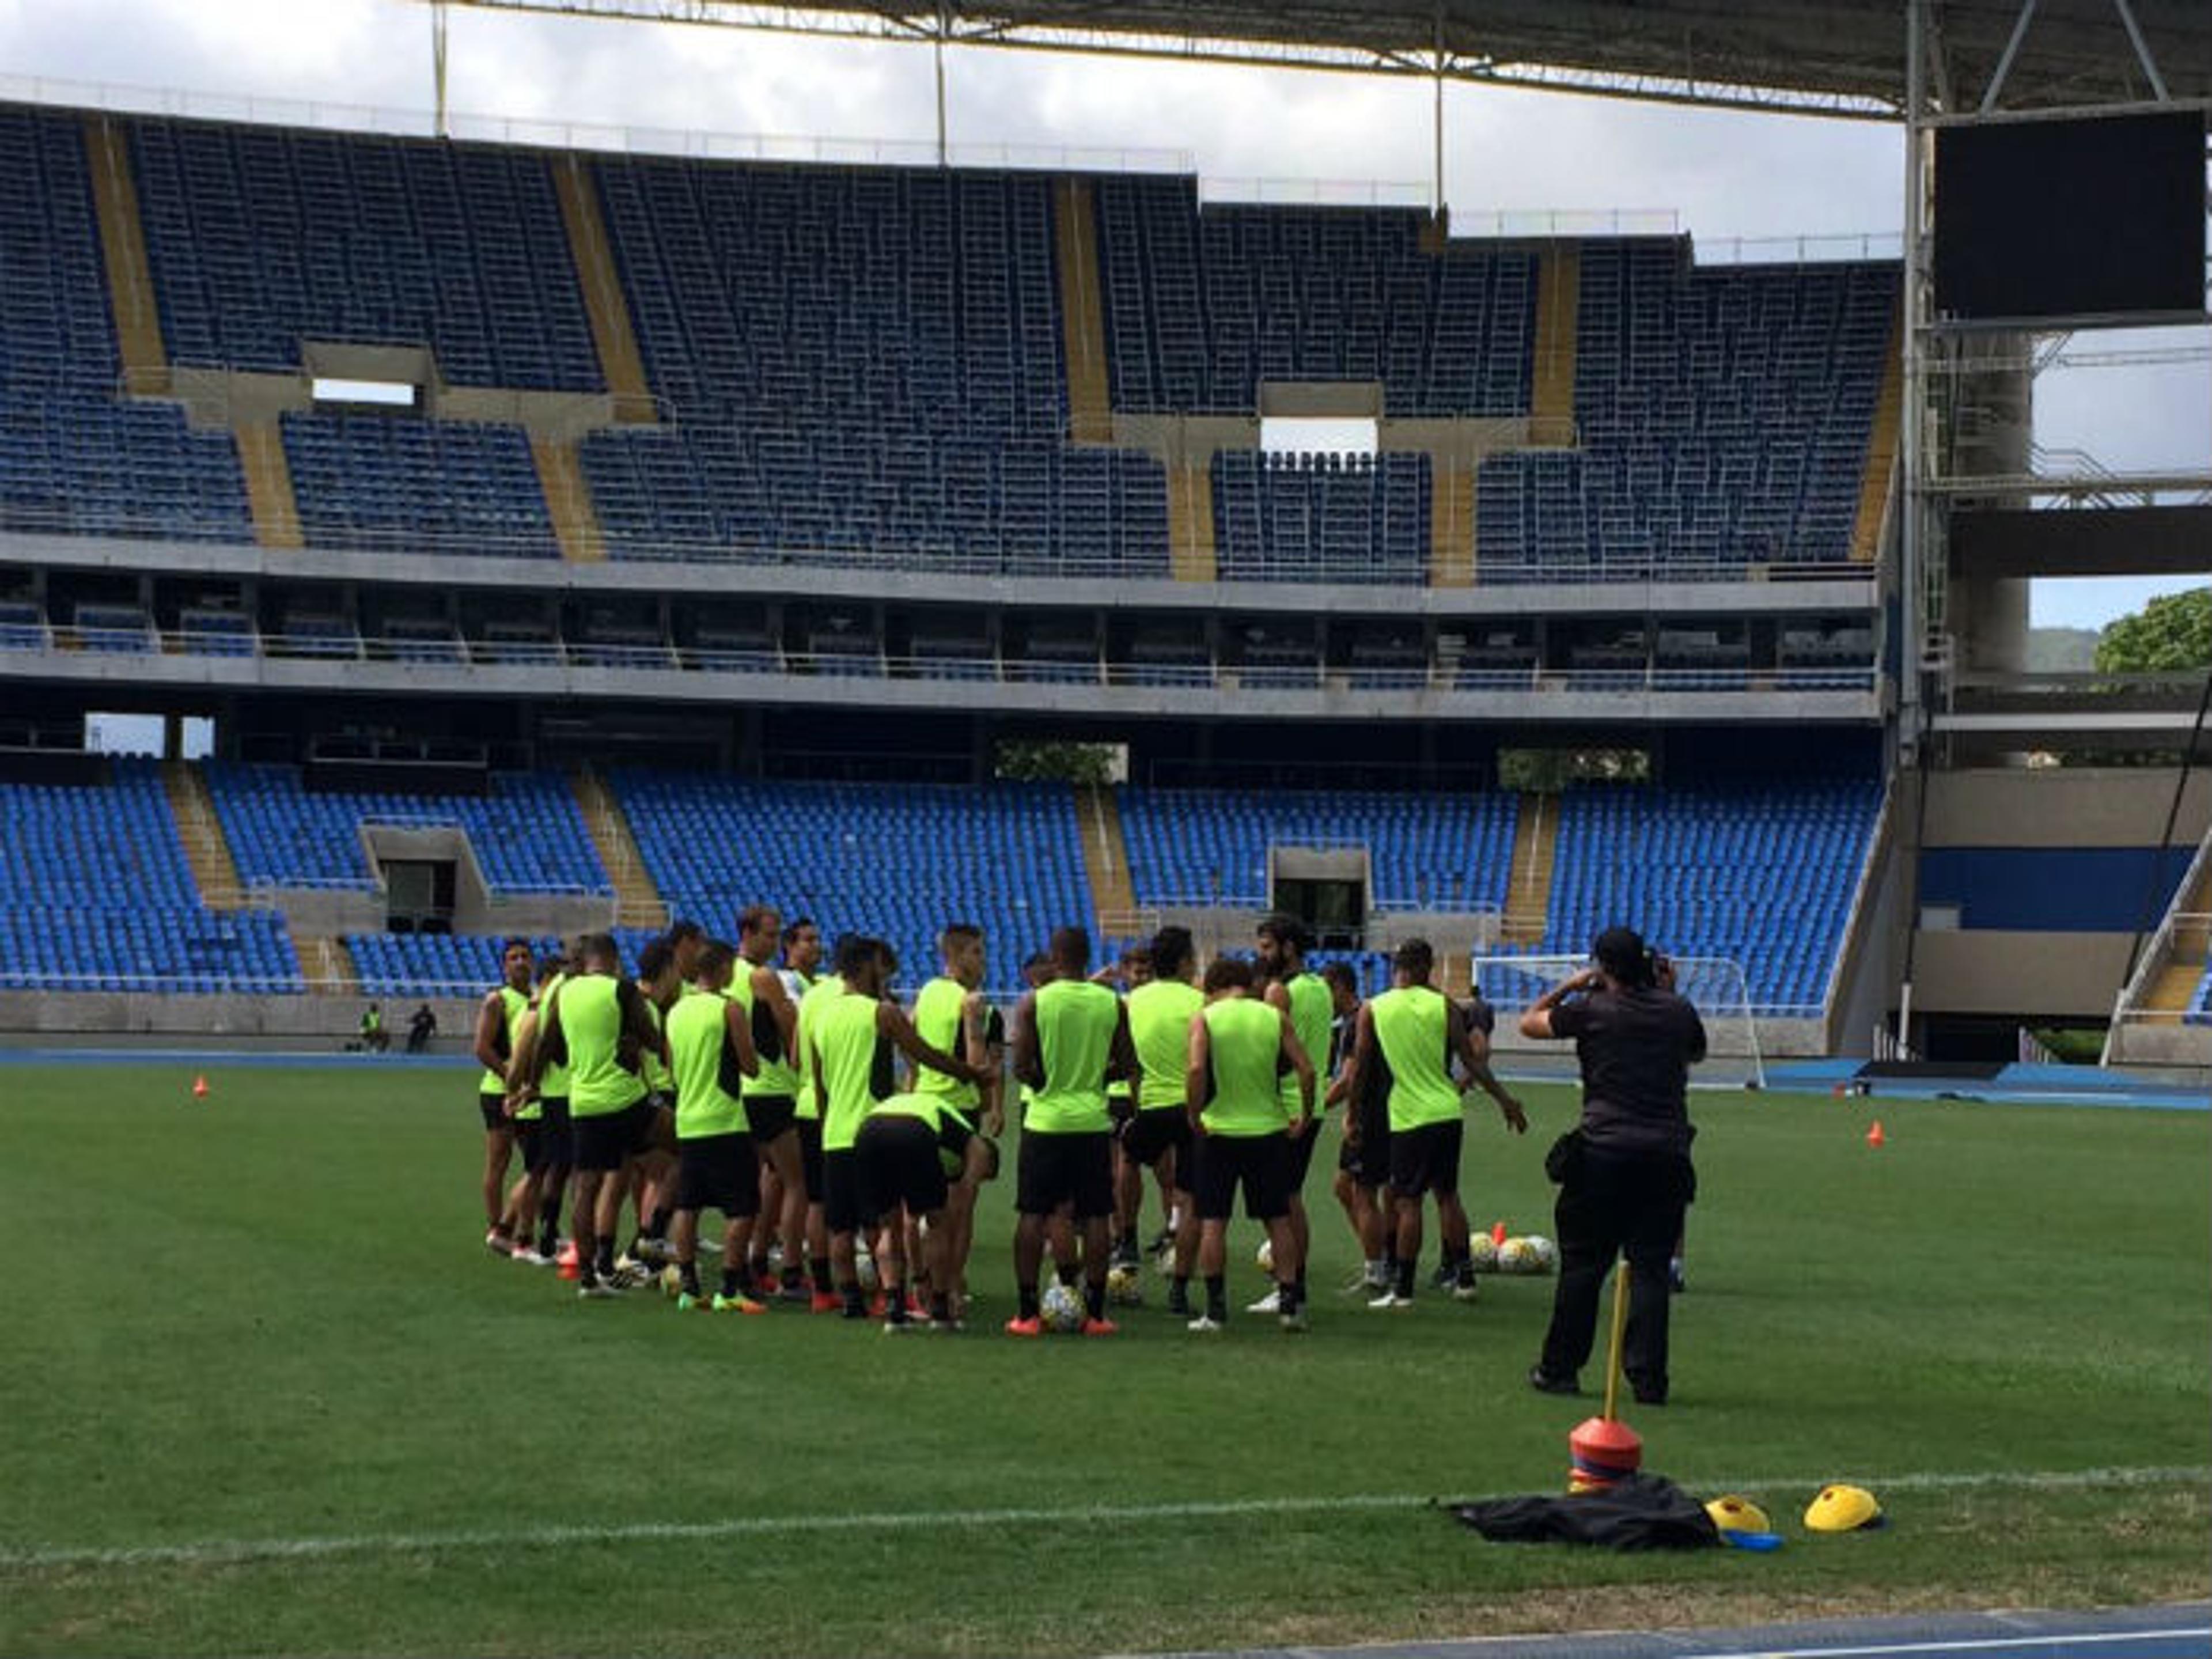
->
[471,908,1527,1335]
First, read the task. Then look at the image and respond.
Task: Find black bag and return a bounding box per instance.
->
[1450,1472,1721,1551]
[1544,1126,1586,1184]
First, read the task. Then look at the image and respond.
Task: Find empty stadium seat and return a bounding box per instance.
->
[0,760,299,992]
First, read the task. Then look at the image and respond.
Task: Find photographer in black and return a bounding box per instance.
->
[1518,926,1704,1406]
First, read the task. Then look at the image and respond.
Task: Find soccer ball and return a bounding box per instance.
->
[1521,1234,1558,1274]
[1497,1236,1537,1274]
[1255,1237,1274,1274]
[1105,1263,1143,1306]
[1040,1280,1085,1333]
[1467,1232,1499,1273]
[854,1248,880,1293]
[658,1263,684,1299]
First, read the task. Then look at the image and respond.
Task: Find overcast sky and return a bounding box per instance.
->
[1,0,2203,629]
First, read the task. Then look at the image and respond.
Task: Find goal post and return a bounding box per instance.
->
[1469,953,1767,1090]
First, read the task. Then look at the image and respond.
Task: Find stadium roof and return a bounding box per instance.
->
[434,2,2212,119]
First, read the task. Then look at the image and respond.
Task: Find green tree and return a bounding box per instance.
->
[2094,587,2212,675]
[994,740,1121,786]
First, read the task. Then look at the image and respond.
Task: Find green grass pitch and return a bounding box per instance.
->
[1,1064,2206,1656]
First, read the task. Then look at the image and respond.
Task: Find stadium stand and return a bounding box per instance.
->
[0,103,1897,585]
[1213,451,1430,585]
[1478,245,1896,575]
[279,411,559,557]
[1116,786,1521,911]
[204,763,610,894]
[1532,777,1883,1010]
[0,107,252,542]
[0,760,299,991]
[1092,181,1534,415]
[344,927,661,997]
[610,771,1096,993]
[128,118,600,388]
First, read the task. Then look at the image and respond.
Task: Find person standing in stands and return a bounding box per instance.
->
[472,938,534,1256]
[1346,938,1527,1309]
[1520,927,1704,1406]
[521,933,668,1297]
[1005,926,1135,1338]
[1254,914,1332,1316]
[1183,956,1316,1333]
[808,935,983,1319]
[1121,926,1205,1315]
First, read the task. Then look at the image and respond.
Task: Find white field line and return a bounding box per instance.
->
[1686,1630,2212,1658]
[2,1463,2204,1574]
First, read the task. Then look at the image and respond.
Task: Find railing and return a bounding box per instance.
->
[0,71,1194,175]
[2,626,1887,698]
[1694,232,1903,266]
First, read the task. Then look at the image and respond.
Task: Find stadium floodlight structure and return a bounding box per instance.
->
[1473,953,1770,1090]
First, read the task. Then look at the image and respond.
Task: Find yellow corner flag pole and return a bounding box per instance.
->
[1600,1257,1631,1422]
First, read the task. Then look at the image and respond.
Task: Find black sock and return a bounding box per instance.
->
[1084,1280,1105,1321]
[646,1205,672,1238]
[1449,1249,1474,1287]
[541,1192,563,1236]
[1168,1274,1191,1308]
[930,1293,952,1323]
[1057,1261,1081,1289]
[1018,1282,1040,1320]
[1205,1274,1227,1321]
[680,1260,700,1297]
[810,1256,833,1294]
[842,1286,866,1317]
[1281,1278,1301,1315]
[1395,1259,1415,1298]
[781,1264,804,1291]
[595,1241,616,1278]
[1294,1270,1307,1298]
[490,1221,512,1240]
[719,1266,740,1299]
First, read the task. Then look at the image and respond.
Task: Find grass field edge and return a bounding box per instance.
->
[7,1463,2205,1574]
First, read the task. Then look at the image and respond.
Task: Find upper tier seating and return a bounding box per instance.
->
[0,761,298,991]
[0,104,1893,586]
[1213,450,1429,584]
[1478,244,1895,575]
[1094,180,1535,415]
[1116,787,1521,912]
[0,108,251,541]
[1533,777,1883,1012]
[611,771,1096,993]
[281,411,557,557]
[130,119,600,388]
[581,160,1169,574]
[204,763,609,893]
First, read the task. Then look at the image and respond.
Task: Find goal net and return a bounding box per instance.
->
[1469,954,1767,1090]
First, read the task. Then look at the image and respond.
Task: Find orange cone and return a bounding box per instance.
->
[1866,1119,1885,1148]
[1491,1221,1508,1248]
[191,1075,209,1099]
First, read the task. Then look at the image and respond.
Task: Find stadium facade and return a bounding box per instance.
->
[0,1,2206,1068]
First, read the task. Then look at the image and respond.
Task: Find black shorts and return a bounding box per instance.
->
[1107,1091,1136,1128]
[676,1131,761,1218]
[539,1096,572,1171]
[745,1092,798,1145]
[478,1091,510,1134]
[1120,1106,1191,1176]
[1192,1132,1291,1223]
[571,1100,652,1173]
[1285,1116,1323,1190]
[821,1147,866,1236]
[1389,1118,1464,1198]
[797,1116,825,1201]
[857,1115,949,1221]
[1016,1130,1114,1219]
